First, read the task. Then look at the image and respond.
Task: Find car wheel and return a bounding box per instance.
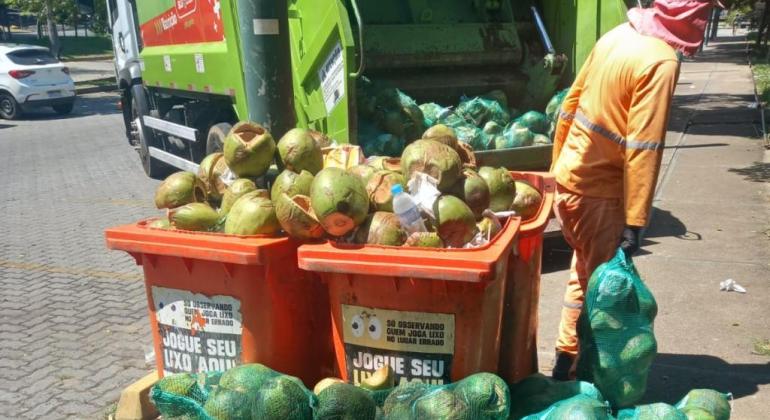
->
[206,122,233,155]
[131,84,171,179]
[52,102,74,115]
[0,92,21,120]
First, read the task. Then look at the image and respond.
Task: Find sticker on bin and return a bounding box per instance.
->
[342,304,455,385]
[152,287,243,376]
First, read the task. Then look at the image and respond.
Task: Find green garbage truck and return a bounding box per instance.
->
[107,0,634,178]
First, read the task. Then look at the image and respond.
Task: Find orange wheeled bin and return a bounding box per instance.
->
[105,221,335,386]
[498,172,556,384]
[297,216,521,386]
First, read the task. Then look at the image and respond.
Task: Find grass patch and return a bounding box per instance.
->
[752,63,770,105]
[1,33,112,60]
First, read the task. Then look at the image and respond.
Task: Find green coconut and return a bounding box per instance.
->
[197,152,229,203]
[477,216,502,239]
[220,179,258,215]
[310,167,370,237]
[512,180,543,220]
[449,169,490,220]
[274,194,325,240]
[202,388,251,420]
[478,167,516,212]
[223,121,276,177]
[354,212,407,246]
[251,375,313,420]
[219,363,274,394]
[401,139,462,191]
[316,383,377,420]
[366,171,406,212]
[414,388,468,420]
[169,202,219,231]
[433,195,478,247]
[147,217,172,230]
[313,378,346,396]
[454,373,510,418]
[349,165,378,186]
[422,124,459,149]
[154,171,206,209]
[270,169,314,203]
[309,129,333,148]
[224,193,281,235]
[404,232,444,248]
[276,128,324,175]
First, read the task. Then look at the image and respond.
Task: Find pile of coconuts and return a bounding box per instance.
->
[149,122,543,248]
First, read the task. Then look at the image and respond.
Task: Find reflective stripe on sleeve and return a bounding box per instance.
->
[574,110,662,151]
[559,110,575,121]
[563,301,583,309]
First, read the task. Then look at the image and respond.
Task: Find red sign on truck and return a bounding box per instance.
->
[140,0,224,47]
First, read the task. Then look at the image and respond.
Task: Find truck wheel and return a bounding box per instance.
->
[121,88,135,145]
[206,122,233,154]
[131,84,171,179]
[0,92,20,120]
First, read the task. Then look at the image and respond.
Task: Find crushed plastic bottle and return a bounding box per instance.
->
[391,184,427,234]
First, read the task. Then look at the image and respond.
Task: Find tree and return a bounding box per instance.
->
[7,0,74,56]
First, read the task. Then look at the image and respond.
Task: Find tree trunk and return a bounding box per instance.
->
[756,4,770,47]
[36,19,43,39]
[710,8,720,40]
[45,0,61,58]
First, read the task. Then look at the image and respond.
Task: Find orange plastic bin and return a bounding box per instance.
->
[105,221,335,386]
[498,171,556,384]
[297,217,521,386]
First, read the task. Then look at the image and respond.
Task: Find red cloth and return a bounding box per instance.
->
[628,0,719,56]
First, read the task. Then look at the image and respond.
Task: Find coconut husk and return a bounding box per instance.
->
[422,124,459,149]
[310,167,370,237]
[223,122,276,177]
[401,140,462,192]
[220,179,258,215]
[354,212,407,246]
[478,167,516,212]
[367,156,401,172]
[404,232,444,248]
[197,153,229,204]
[433,195,478,248]
[224,193,281,236]
[276,128,324,175]
[168,202,219,231]
[270,169,314,203]
[512,180,543,220]
[366,171,406,212]
[449,169,490,220]
[455,141,478,170]
[274,194,325,240]
[154,171,207,209]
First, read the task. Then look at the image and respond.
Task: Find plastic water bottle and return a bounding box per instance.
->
[391,184,426,234]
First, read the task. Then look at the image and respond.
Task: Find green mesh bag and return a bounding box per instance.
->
[315,382,379,420]
[509,373,605,420]
[520,394,613,420]
[674,389,732,420]
[380,372,510,420]
[358,119,406,157]
[150,364,315,420]
[455,124,493,151]
[577,248,659,409]
[420,102,453,127]
[617,403,688,420]
[454,97,511,127]
[497,122,534,149]
[545,88,570,122]
[515,111,550,135]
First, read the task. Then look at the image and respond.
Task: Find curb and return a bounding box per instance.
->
[75,77,117,95]
[64,54,114,62]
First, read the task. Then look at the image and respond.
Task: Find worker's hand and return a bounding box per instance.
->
[619,226,642,257]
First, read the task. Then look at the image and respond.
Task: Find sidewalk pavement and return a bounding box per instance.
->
[538,30,770,417]
[66,59,114,84]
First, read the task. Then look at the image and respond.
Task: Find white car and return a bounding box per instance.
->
[0,44,76,119]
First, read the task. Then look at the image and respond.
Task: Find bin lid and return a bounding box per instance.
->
[297,217,521,283]
[105,220,297,265]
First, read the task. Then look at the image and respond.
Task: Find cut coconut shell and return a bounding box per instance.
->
[224,193,281,236]
[404,232,444,248]
[478,167,516,212]
[367,156,401,172]
[168,202,219,231]
[433,195,478,248]
[270,169,314,203]
[354,212,407,246]
[310,167,370,237]
[449,169,490,220]
[348,165,378,186]
[401,139,462,192]
[220,179,259,215]
[276,128,324,175]
[147,217,172,230]
[197,153,229,204]
[477,216,502,240]
[223,121,276,177]
[274,194,325,240]
[512,180,543,220]
[456,141,478,169]
[154,171,207,209]
[366,171,406,212]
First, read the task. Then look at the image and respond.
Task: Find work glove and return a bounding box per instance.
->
[619,226,642,257]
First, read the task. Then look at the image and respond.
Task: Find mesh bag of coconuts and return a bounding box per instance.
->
[149,118,545,248]
[355,79,568,156]
[151,363,511,420]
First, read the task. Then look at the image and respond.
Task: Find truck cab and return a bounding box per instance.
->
[106,0,143,138]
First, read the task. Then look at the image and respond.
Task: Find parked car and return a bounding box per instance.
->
[0,44,76,119]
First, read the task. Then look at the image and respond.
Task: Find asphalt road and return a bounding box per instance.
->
[0,93,158,419]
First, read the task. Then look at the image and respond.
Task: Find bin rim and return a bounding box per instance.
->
[105,219,297,265]
[297,217,521,283]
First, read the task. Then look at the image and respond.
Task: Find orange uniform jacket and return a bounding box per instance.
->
[551,23,680,227]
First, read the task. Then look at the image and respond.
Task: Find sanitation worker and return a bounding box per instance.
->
[549,0,722,380]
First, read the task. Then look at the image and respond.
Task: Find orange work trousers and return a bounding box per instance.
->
[553,184,625,355]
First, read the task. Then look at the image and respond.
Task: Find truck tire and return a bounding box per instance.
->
[206,122,233,154]
[0,92,20,120]
[131,84,171,179]
[121,88,134,144]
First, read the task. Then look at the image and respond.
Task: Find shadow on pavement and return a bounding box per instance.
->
[0,123,15,129]
[20,93,120,121]
[644,353,770,403]
[729,161,770,183]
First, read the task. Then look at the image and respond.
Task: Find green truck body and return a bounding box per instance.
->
[120,0,631,177]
